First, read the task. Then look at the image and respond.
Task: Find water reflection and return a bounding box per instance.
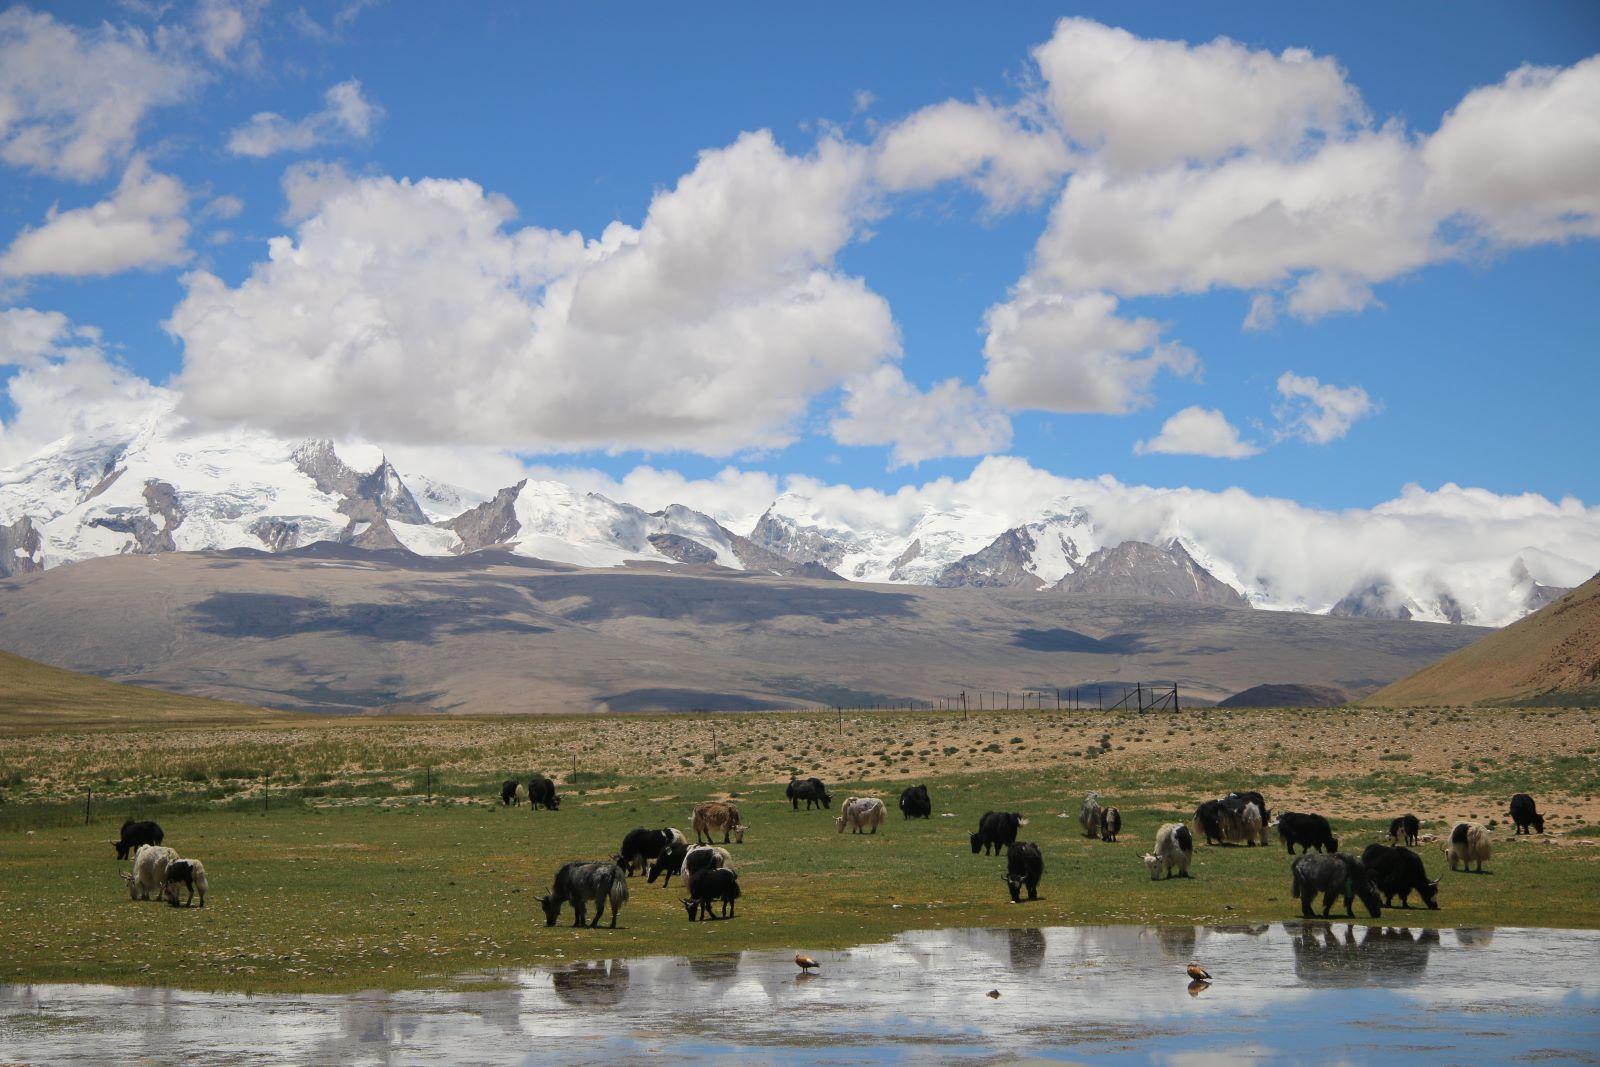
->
[549,958,629,1008]
[3,924,1597,1066]
[1289,922,1439,987]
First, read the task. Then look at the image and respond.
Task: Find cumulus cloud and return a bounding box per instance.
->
[1274,372,1375,444]
[0,7,197,181]
[0,307,166,466]
[227,79,382,158]
[830,365,1013,467]
[1424,55,1600,245]
[193,0,264,63]
[1031,18,1363,172]
[170,130,900,455]
[1135,406,1259,459]
[874,98,1071,211]
[981,290,1196,413]
[522,463,782,535]
[0,157,189,277]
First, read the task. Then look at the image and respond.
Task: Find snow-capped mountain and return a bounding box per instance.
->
[0,402,1585,626]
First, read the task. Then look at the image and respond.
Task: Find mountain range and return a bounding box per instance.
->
[0,398,1580,626]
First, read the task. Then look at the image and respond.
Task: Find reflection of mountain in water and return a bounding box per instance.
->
[1008,928,1047,971]
[551,959,630,1008]
[1290,923,1439,987]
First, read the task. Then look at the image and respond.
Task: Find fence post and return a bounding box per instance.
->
[426,766,433,801]
[263,772,269,814]
[85,786,92,826]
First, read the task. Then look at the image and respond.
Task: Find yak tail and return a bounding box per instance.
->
[610,872,629,910]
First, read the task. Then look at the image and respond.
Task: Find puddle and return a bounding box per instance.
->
[3,924,1598,1064]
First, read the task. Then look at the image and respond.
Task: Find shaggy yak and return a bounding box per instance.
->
[1290,852,1383,919]
[1387,814,1421,847]
[1004,842,1044,903]
[1360,843,1439,909]
[539,860,628,929]
[1276,812,1339,855]
[899,784,932,819]
[1508,794,1545,835]
[971,811,1025,855]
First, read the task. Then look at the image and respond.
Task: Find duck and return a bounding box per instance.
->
[795,953,820,973]
[1186,961,1212,982]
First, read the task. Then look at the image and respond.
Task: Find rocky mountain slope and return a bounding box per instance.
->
[0,547,1487,714]
[1364,572,1600,707]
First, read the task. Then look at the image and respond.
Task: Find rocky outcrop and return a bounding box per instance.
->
[292,440,427,526]
[647,532,718,565]
[1054,540,1248,607]
[726,530,844,580]
[0,516,43,577]
[441,480,524,552]
[249,517,301,552]
[86,479,185,554]
[1330,581,1413,621]
[748,509,853,570]
[936,527,1047,589]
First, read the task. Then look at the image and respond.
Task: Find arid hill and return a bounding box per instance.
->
[0,648,277,729]
[1366,572,1600,707]
[1217,683,1350,708]
[0,544,1486,715]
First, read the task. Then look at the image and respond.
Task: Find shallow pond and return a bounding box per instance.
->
[3,923,1598,1064]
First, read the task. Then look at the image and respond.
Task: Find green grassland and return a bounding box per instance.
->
[4,762,1598,995]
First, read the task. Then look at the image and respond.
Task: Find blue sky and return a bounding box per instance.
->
[2,1,1598,511]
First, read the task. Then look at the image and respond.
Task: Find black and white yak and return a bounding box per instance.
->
[539,860,628,928]
[162,858,209,908]
[1143,823,1193,880]
[1387,814,1421,847]
[1444,822,1491,872]
[1290,852,1383,919]
[615,827,687,876]
[1099,806,1122,842]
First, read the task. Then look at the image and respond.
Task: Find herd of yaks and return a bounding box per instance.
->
[107,772,1552,930]
[498,773,1554,931]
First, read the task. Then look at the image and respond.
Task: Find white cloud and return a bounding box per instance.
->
[1135,406,1259,458]
[1424,55,1600,245]
[522,463,782,535]
[193,0,263,63]
[852,89,875,115]
[0,7,197,181]
[170,130,900,455]
[0,307,166,466]
[1284,270,1376,320]
[227,78,382,157]
[279,159,359,223]
[202,193,244,220]
[1274,372,1375,445]
[1031,18,1362,172]
[830,365,1012,468]
[1242,292,1277,332]
[981,290,1196,414]
[874,98,1071,211]
[0,157,189,277]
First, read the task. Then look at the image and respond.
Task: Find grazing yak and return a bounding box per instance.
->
[122,844,179,901]
[1291,852,1384,919]
[1276,812,1339,855]
[899,784,932,819]
[836,797,887,834]
[971,811,1025,855]
[691,801,745,844]
[1143,823,1194,880]
[682,867,740,921]
[500,780,526,806]
[527,775,561,810]
[1508,793,1545,835]
[681,844,731,880]
[615,828,687,876]
[786,777,832,810]
[1100,806,1122,842]
[162,858,209,908]
[539,860,628,928]
[112,820,164,861]
[1360,844,1439,909]
[646,843,689,887]
[1004,842,1044,903]
[1445,822,1491,872]
[1079,792,1104,838]
[1222,791,1271,846]
[1387,814,1421,847]
[1194,797,1264,847]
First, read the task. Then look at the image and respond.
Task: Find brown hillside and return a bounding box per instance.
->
[1365,572,1600,707]
[0,648,281,730]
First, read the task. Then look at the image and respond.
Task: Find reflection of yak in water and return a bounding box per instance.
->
[1152,925,1198,961]
[1289,923,1439,987]
[1455,927,1495,949]
[551,959,631,1008]
[689,953,742,983]
[1007,928,1046,971]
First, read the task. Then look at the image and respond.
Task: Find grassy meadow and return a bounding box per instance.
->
[2,704,1599,993]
